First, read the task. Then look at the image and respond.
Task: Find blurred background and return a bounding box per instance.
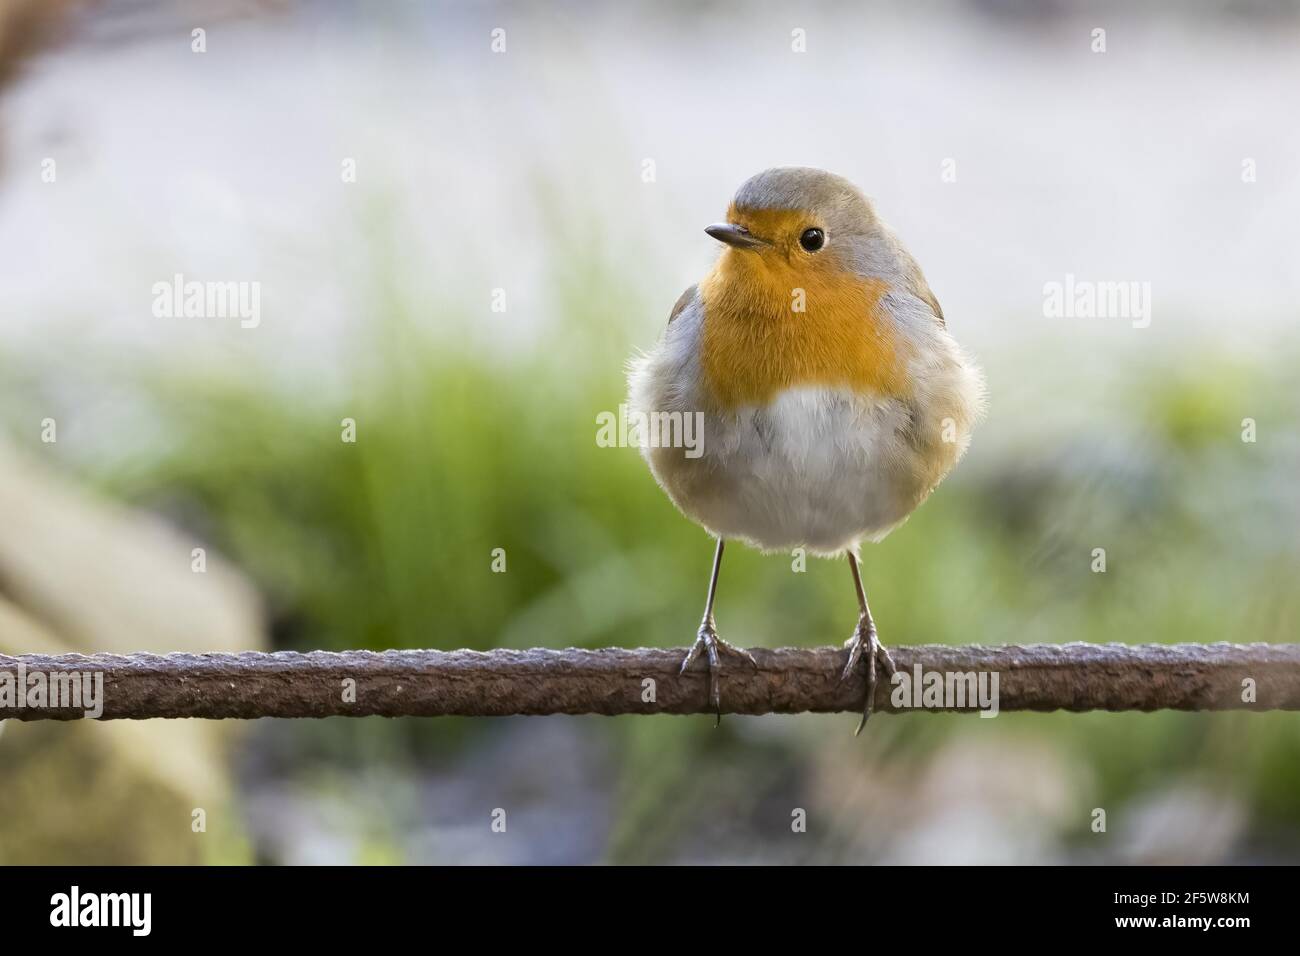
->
[1,0,1298,864]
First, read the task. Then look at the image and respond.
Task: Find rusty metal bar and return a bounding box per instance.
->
[1,642,1296,720]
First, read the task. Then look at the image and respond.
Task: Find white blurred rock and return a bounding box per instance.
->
[1115,783,1244,865]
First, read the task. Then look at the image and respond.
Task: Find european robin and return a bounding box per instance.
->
[628,167,985,730]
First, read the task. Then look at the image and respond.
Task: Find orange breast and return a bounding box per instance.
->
[698,251,909,412]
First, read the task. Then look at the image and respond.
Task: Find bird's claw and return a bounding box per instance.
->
[681,622,758,724]
[840,616,896,735]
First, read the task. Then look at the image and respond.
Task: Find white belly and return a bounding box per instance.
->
[642,386,930,555]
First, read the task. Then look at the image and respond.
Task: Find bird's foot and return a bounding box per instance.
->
[840,615,897,735]
[681,621,758,725]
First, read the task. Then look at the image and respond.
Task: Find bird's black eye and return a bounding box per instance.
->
[799,227,825,252]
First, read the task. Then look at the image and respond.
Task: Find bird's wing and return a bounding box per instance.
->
[911,274,945,326]
[666,284,699,325]
[898,249,945,327]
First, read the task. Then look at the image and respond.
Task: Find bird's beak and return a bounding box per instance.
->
[705,222,769,250]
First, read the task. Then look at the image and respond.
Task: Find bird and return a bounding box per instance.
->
[627,167,985,731]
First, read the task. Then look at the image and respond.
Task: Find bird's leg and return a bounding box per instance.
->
[680,538,757,724]
[840,551,897,734]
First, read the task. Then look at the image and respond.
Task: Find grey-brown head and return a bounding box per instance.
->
[704,167,880,257]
